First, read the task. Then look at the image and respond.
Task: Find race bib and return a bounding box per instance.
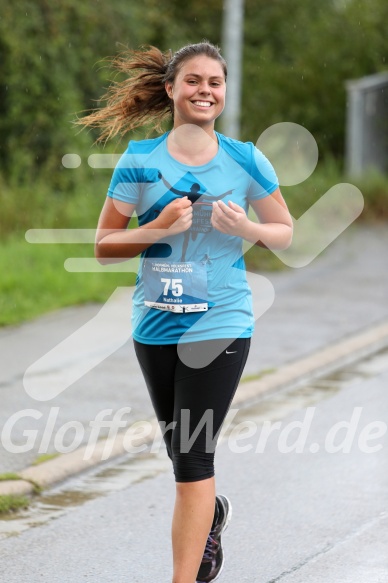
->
[143,260,208,313]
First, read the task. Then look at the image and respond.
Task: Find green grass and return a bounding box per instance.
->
[282,159,388,224]
[31,453,60,466]
[0,473,22,482]
[0,495,30,515]
[0,474,31,516]
[0,236,136,326]
[241,368,277,383]
[0,472,42,495]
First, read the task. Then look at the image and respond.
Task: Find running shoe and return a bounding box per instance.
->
[196,494,232,583]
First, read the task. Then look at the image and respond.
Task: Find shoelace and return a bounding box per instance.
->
[203,531,219,560]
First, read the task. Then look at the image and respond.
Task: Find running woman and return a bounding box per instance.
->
[79,41,293,583]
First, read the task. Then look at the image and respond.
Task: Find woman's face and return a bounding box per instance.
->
[166,55,226,130]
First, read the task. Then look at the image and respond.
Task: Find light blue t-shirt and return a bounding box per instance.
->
[107,131,278,344]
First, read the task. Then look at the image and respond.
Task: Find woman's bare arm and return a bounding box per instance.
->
[95,196,193,264]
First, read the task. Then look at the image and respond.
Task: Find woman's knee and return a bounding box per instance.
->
[172,449,215,483]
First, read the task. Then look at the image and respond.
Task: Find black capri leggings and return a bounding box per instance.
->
[134,337,250,483]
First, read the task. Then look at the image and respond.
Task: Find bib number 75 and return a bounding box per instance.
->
[161,278,183,297]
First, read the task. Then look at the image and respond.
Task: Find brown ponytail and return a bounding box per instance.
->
[77,41,227,142]
[76,46,172,142]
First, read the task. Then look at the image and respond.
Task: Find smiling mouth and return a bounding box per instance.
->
[192,101,213,108]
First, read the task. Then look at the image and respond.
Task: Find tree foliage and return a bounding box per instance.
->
[0,0,386,187]
[242,0,388,155]
[0,0,146,184]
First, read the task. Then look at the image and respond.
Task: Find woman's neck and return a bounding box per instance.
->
[167,124,218,166]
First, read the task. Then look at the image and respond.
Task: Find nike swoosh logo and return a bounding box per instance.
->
[226,350,237,354]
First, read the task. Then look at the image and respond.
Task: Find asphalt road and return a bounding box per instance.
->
[0,222,388,582]
[1,224,388,473]
[0,350,387,582]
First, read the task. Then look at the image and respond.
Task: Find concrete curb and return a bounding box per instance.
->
[1,318,388,499]
[234,318,388,405]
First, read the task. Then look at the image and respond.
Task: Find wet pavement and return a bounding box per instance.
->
[1,347,387,533]
[1,217,388,581]
[1,224,388,474]
[0,342,387,581]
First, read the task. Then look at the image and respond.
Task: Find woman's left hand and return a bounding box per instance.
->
[211,200,249,237]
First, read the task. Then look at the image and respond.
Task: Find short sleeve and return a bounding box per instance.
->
[247,146,279,200]
[106,144,161,205]
[106,148,144,205]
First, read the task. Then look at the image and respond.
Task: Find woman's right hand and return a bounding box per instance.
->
[154,196,193,235]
